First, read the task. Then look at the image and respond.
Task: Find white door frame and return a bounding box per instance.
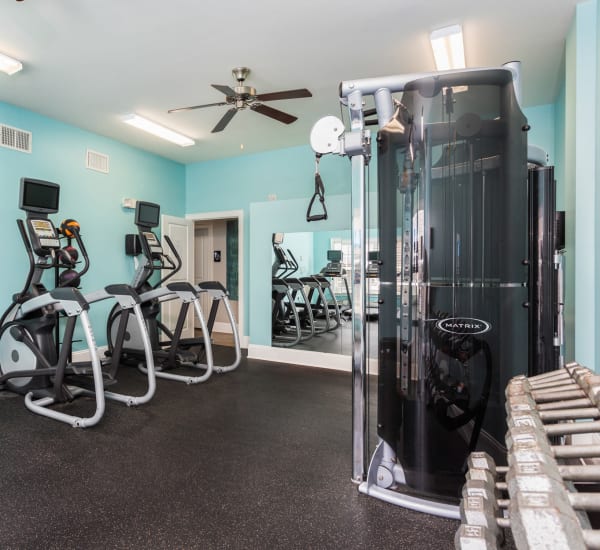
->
[186,209,245,347]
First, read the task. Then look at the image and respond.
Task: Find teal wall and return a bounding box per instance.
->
[597,0,600,371]
[276,232,314,277]
[526,103,556,165]
[554,0,599,370]
[0,101,185,347]
[547,0,600,370]
[574,1,597,370]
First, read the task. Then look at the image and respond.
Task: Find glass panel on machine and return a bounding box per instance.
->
[377,70,528,501]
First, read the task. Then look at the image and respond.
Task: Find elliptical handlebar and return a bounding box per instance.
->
[158,235,182,288]
[135,229,183,290]
[285,249,300,277]
[14,219,37,303]
[57,222,90,287]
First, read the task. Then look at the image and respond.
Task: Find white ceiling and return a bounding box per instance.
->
[0,0,581,164]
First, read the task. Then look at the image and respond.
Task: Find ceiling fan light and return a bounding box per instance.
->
[430,24,465,71]
[0,52,23,75]
[122,114,195,147]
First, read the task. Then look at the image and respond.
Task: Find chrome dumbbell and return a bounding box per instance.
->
[459,495,509,543]
[509,491,586,550]
[454,524,498,550]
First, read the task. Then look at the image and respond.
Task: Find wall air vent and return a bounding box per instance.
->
[1,123,32,153]
[86,149,109,173]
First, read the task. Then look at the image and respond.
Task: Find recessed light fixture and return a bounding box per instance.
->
[0,52,23,75]
[122,114,195,147]
[430,24,465,71]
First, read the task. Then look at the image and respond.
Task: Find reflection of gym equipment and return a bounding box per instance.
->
[311,63,564,518]
[320,249,344,275]
[271,234,315,347]
[320,250,352,317]
[271,234,344,347]
[366,250,380,278]
[365,250,380,318]
[300,273,342,332]
[0,178,156,427]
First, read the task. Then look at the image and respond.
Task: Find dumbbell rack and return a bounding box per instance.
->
[457,362,600,549]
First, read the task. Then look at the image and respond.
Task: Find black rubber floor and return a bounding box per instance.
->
[0,351,460,549]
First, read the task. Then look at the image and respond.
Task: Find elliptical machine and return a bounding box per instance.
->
[0,178,156,427]
[271,234,315,347]
[56,218,156,407]
[107,201,240,383]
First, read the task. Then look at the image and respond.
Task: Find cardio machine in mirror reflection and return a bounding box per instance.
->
[269,230,379,357]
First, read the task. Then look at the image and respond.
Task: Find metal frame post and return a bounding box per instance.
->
[351,151,368,482]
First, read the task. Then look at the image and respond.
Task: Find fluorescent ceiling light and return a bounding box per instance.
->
[0,52,23,75]
[122,114,195,147]
[430,24,465,71]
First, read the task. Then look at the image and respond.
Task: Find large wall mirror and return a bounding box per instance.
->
[270,229,379,357]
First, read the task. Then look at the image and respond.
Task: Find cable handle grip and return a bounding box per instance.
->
[306,161,328,222]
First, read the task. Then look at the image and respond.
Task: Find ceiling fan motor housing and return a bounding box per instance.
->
[234,86,257,100]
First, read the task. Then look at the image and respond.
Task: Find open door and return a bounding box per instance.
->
[161,214,194,339]
[194,224,214,327]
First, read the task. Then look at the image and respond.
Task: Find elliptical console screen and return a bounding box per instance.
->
[31,219,56,238]
[135,201,160,228]
[19,178,60,213]
[28,219,60,252]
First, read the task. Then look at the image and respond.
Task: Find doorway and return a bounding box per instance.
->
[187,210,244,347]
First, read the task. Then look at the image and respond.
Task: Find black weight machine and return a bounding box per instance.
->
[310,63,565,517]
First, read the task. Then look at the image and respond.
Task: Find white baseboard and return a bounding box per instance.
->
[73,341,367,372]
[248,344,352,372]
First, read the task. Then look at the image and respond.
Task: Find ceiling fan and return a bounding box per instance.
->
[168,67,312,133]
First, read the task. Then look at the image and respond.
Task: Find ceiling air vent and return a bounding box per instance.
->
[1,123,32,153]
[86,149,109,174]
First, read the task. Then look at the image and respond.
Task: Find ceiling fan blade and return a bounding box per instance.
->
[255,88,312,102]
[212,84,237,96]
[168,101,228,113]
[251,103,297,124]
[212,108,238,133]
